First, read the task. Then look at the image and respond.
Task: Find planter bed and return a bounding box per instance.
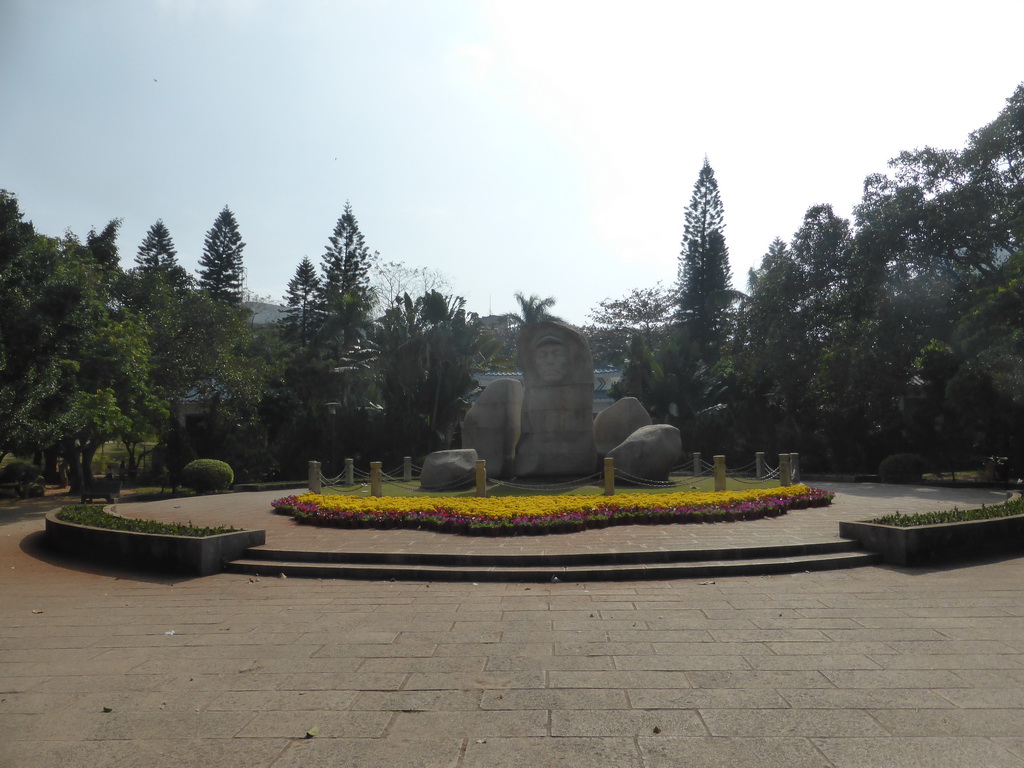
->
[45,509,266,576]
[840,497,1024,566]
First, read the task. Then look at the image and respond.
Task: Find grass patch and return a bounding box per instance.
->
[322,476,779,498]
[56,504,236,537]
[870,496,1024,527]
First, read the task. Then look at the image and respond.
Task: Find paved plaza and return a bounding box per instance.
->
[3,483,1024,767]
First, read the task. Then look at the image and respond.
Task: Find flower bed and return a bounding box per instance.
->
[271,485,833,536]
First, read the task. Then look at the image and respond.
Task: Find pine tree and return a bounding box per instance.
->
[321,201,373,301]
[135,219,179,272]
[676,158,734,361]
[318,201,376,353]
[282,257,322,347]
[198,206,246,305]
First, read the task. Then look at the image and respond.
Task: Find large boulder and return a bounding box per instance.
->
[420,449,478,491]
[513,322,597,477]
[461,379,523,479]
[593,397,652,457]
[606,424,681,482]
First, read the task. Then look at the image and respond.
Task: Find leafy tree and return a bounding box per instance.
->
[370,260,451,317]
[586,284,673,366]
[0,192,88,457]
[117,265,270,481]
[281,257,322,347]
[86,219,123,274]
[198,205,246,305]
[373,291,500,459]
[676,159,735,362]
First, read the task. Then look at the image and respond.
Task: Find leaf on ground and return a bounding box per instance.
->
[305,727,319,739]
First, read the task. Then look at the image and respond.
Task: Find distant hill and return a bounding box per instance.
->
[243,300,287,326]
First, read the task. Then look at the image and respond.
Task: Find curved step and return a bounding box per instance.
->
[225,549,881,582]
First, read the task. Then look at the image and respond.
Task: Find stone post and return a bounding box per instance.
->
[714,455,727,492]
[404,456,412,482]
[779,453,792,487]
[475,460,487,498]
[604,457,615,496]
[344,458,354,486]
[693,452,702,477]
[790,452,800,483]
[756,451,765,480]
[370,461,383,497]
[308,461,321,494]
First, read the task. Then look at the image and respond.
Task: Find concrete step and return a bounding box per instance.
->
[237,539,866,568]
[225,549,881,582]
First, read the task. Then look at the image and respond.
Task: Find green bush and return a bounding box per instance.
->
[879,453,928,483]
[0,459,42,483]
[181,459,234,493]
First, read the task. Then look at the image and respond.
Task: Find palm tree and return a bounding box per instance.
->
[508,292,562,327]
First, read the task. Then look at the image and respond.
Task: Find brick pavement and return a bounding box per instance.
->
[2,482,1024,767]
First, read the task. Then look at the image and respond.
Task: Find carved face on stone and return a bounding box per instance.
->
[534,337,569,384]
[518,320,593,390]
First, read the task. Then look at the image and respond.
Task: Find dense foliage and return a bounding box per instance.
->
[3,84,1022,482]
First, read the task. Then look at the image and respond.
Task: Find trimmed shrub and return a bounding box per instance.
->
[0,459,42,483]
[181,459,234,493]
[879,453,928,484]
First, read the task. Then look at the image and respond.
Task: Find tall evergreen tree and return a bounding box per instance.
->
[282,257,322,347]
[318,202,376,353]
[321,201,373,300]
[135,219,178,272]
[676,159,734,362]
[198,206,246,305]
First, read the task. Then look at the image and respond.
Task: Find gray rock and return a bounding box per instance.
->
[420,449,478,491]
[513,322,597,477]
[593,397,652,457]
[606,424,681,482]
[462,379,523,479]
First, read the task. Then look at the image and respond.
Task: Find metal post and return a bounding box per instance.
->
[714,455,727,492]
[308,461,322,494]
[779,453,792,487]
[756,451,765,480]
[693,452,702,477]
[790,452,800,483]
[404,456,412,482]
[344,457,354,486]
[604,457,615,496]
[370,461,383,497]
[475,460,487,498]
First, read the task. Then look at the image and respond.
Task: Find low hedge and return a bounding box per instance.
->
[870,495,1024,527]
[56,504,236,537]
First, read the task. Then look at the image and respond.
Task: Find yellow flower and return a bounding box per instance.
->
[294,485,812,520]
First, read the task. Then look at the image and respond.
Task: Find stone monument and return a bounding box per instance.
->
[512,321,598,477]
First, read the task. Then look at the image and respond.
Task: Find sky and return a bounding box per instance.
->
[2,0,1023,325]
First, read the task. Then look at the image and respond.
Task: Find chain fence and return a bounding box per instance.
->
[308,452,799,496]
